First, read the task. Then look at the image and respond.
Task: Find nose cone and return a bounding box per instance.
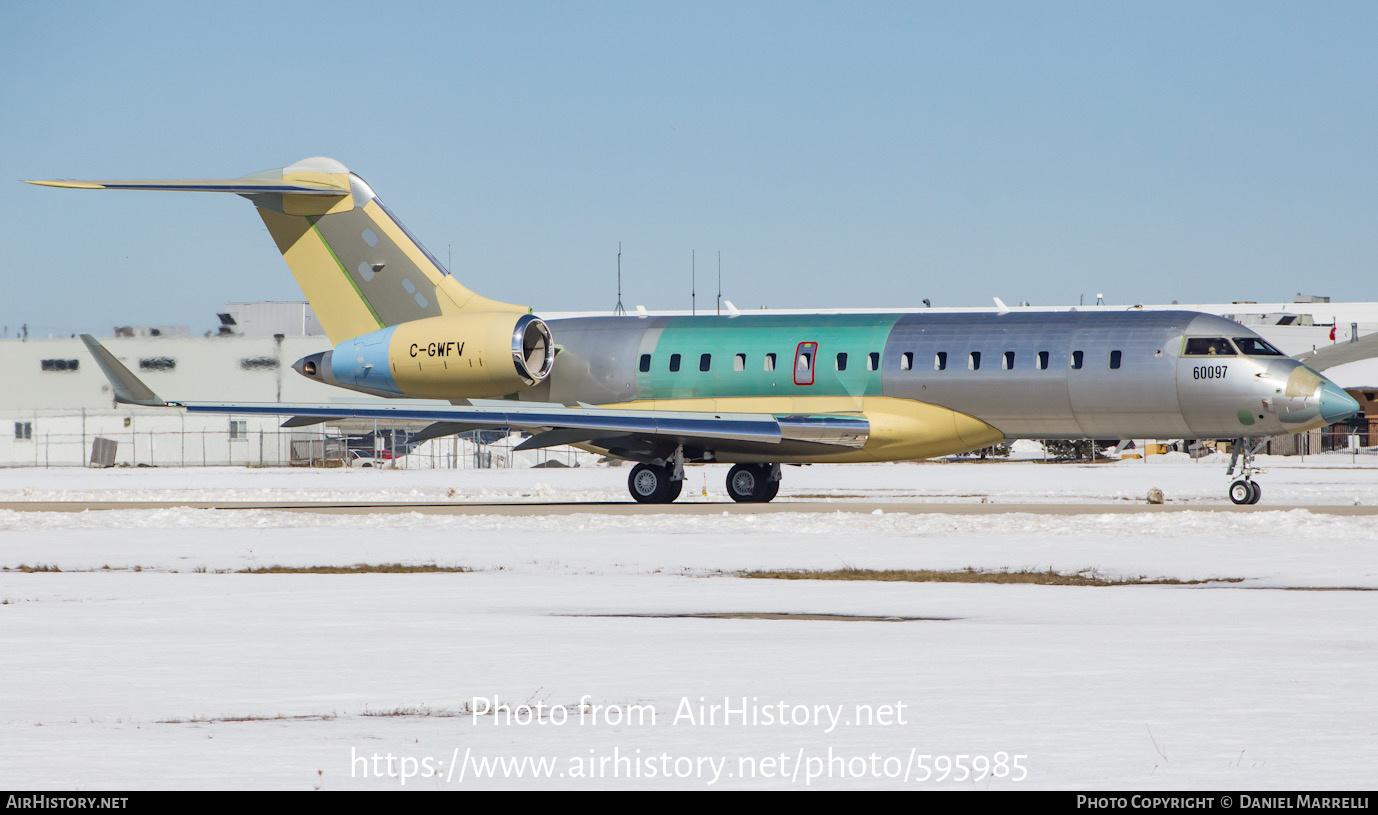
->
[1319,381,1361,425]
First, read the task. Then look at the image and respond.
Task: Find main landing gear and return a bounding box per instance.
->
[1226,437,1265,505]
[628,462,683,504]
[628,446,687,504]
[726,463,781,503]
[625,452,783,504]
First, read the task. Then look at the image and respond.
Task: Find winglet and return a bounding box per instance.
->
[79,335,167,407]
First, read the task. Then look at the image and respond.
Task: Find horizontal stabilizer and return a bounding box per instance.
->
[24,178,348,195]
[25,157,352,196]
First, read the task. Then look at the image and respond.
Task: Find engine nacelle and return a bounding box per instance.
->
[293,313,554,399]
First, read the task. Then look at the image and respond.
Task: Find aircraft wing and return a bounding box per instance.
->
[176,400,868,453]
[78,336,868,460]
[1294,332,1378,372]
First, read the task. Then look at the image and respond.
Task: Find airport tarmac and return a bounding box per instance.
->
[3,498,1378,515]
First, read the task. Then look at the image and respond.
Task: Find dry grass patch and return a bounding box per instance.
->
[741,567,1242,587]
[361,704,472,718]
[237,563,472,574]
[160,713,337,724]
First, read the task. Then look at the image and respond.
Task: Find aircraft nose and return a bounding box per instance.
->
[1318,380,1361,425]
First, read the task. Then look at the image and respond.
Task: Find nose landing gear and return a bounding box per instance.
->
[1226,437,1265,505]
[1228,478,1261,505]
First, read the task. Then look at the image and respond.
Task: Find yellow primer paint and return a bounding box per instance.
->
[600,395,1004,463]
[282,192,353,216]
[24,180,106,190]
[361,200,526,315]
[385,313,533,399]
[281,171,353,215]
[280,170,350,192]
[1284,365,1323,398]
[258,209,382,343]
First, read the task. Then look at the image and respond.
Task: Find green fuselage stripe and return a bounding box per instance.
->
[307,216,385,329]
[634,314,900,399]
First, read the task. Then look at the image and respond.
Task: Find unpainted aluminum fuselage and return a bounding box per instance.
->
[529,310,1355,445]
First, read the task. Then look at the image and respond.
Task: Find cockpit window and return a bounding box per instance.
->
[1183,337,1237,356]
[1233,337,1286,356]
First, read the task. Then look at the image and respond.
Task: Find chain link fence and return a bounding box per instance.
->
[3,411,592,469]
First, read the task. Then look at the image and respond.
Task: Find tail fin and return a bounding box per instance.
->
[28,157,527,343]
[78,335,165,407]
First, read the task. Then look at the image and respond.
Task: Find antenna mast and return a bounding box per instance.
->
[692,250,696,315]
[613,242,625,315]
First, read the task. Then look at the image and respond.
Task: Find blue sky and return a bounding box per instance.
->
[3,1,1376,336]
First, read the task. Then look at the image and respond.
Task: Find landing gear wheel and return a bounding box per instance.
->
[758,478,779,502]
[1227,437,1264,505]
[726,464,779,503]
[1229,480,1255,505]
[726,464,761,503]
[629,463,682,504]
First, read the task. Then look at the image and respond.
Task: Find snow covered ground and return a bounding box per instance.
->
[1,456,1376,789]
[1,447,1376,506]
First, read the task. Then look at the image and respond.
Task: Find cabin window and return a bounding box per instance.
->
[933,352,945,371]
[639,354,651,373]
[734,353,745,372]
[669,353,681,372]
[1037,351,1049,370]
[1233,337,1285,356]
[835,352,848,371]
[1070,351,1084,370]
[764,353,776,372]
[700,353,712,372]
[1183,337,1236,356]
[901,352,913,371]
[867,352,879,371]
[40,359,79,372]
[1109,350,1122,369]
[1002,351,1015,370]
[969,351,981,371]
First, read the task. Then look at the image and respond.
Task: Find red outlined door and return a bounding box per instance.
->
[793,341,817,386]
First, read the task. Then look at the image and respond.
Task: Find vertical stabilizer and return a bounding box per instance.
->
[27,157,529,343]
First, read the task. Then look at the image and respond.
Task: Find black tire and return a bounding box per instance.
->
[726,464,762,503]
[1247,481,1262,505]
[726,463,779,503]
[758,477,780,503]
[629,463,679,504]
[1229,480,1253,505]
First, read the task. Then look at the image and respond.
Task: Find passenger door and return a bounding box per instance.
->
[794,342,817,386]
